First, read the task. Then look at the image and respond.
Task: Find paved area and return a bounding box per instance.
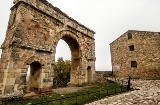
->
[86,79,160,105]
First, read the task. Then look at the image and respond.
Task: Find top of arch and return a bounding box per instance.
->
[12,0,95,38]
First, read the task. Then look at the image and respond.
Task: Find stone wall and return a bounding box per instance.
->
[110,30,160,79]
[0,0,96,94]
[94,71,112,83]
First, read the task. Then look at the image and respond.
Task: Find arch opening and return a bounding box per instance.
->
[62,35,81,85]
[26,66,30,84]
[55,34,81,86]
[27,61,42,92]
[55,39,71,61]
[87,66,92,84]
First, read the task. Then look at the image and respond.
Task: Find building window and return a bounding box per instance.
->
[131,61,137,68]
[128,33,132,39]
[129,45,134,51]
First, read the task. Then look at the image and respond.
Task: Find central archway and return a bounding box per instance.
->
[55,39,71,61]
[62,35,80,84]
[54,30,82,85]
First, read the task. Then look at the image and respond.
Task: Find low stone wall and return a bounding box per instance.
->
[0,90,23,99]
[106,77,129,86]
[94,71,112,83]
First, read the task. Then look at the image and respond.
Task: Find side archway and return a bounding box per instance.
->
[87,66,92,84]
[27,61,42,92]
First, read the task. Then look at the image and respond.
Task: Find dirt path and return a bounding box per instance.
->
[53,86,90,94]
[23,86,90,98]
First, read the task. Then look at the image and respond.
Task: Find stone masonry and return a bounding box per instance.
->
[110,30,160,79]
[0,0,96,94]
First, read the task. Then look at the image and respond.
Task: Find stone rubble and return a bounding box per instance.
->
[86,79,160,105]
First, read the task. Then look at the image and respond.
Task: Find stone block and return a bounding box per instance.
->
[4,85,13,94]
[7,73,15,78]
[5,78,16,86]
[14,84,19,92]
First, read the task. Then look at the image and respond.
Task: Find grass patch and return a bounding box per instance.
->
[1,83,127,105]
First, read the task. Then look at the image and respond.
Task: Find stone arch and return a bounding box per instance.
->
[54,30,82,49]
[0,0,95,94]
[25,56,45,66]
[54,30,83,85]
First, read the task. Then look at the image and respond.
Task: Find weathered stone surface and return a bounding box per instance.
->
[0,0,96,94]
[4,85,14,94]
[110,30,160,79]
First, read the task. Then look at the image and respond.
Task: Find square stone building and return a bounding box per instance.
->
[110,30,160,79]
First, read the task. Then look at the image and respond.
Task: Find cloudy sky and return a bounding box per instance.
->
[0,0,160,71]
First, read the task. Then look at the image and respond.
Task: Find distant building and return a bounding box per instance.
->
[110,30,160,79]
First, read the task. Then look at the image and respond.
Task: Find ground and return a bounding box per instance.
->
[23,86,90,98]
[52,86,91,94]
[86,79,160,105]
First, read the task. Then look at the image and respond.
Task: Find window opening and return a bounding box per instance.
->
[129,45,134,51]
[131,61,137,67]
[128,33,132,39]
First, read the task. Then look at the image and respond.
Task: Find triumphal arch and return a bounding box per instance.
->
[0,0,95,94]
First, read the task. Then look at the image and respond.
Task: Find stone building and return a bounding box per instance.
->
[110,30,160,79]
[0,0,96,94]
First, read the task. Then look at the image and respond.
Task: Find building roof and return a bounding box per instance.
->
[109,30,160,45]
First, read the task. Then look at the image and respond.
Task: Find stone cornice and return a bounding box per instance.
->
[12,0,95,39]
